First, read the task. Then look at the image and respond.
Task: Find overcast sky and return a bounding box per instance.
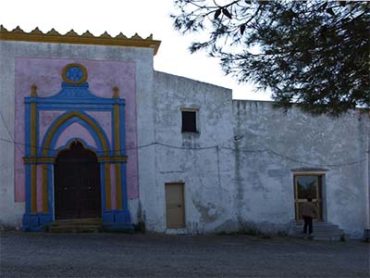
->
[0,0,271,100]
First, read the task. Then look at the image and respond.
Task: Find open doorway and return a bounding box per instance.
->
[294,174,324,222]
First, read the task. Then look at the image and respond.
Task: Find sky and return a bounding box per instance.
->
[0,0,271,100]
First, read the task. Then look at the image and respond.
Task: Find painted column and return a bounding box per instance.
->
[39,159,54,213]
[41,164,48,212]
[104,163,112,210]
[22,85,53,231]
[119,96,129,212]
[113,90,123,209]
[101,87,132,231]
[30,85,38,213]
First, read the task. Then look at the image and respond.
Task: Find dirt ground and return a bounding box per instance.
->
[0,231,369,278]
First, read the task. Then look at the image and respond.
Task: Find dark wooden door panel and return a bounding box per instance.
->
[54,141,101,219]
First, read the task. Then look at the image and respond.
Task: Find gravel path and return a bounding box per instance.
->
[1,232,369,278]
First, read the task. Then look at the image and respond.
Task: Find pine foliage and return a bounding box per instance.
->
[172,0,370,115]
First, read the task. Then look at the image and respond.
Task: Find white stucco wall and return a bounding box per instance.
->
[232,101,369,238]
[149,71,235,233]
[1,40,368,238]
[150,73,369,238]
[0,40,155,227]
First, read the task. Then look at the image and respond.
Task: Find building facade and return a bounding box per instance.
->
[0,26,369,238]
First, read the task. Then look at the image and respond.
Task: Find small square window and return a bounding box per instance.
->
[182,110,197,133]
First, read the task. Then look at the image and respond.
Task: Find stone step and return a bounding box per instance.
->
[294,228,344,235]
[292,222,345,241]
[53,218,102,225]
[314,235,343,241]
[48,218,102,233]
[49,225,101,233]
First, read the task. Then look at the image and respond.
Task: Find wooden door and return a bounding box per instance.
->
[54,141,101,219]
[165,183,185,228]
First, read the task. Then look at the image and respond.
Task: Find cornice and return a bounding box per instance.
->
[0,25,161,55]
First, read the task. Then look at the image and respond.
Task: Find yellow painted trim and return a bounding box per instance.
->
[31,84,38,97]
[31,165,37,212]
[41,111,109,156]
[0,26,161,55]
[113,103,123,209]
[113,104,120,155]
[23,156,55,164]
[42,165,48,212]
[62,63,88,84]
[112,87,120,98]
[30,102,37,156]
[115,164,122,210]
[105,164,111,210]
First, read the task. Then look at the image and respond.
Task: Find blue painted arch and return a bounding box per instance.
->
[39,111,111,157]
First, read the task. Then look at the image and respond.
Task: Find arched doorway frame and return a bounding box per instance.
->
[22,63,132,231]
[41,111,111,219]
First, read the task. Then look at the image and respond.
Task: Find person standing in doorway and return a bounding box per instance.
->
[301,198,317,238]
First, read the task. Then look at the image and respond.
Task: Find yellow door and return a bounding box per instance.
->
[165,183,185,228]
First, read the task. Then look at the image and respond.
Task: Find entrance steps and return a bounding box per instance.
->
[292,222,345,241]
[48,218,102,233]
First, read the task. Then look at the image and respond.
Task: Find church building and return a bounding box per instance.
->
[0,26,369,239]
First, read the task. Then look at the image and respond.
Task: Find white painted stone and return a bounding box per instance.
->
[151,72,369,238]
[0,40,368,239]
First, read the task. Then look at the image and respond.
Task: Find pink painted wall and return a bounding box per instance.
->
[88,111,112,144]
[39,111,64,142]
[55,122,97,150]
[15,57,139,202]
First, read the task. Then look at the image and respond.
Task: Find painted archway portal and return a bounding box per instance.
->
[54,141,101,219]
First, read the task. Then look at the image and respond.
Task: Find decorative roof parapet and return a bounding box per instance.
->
[0,25,161,54]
